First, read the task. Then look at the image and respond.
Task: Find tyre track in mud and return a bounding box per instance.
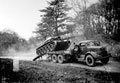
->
[1,54,120,73]
[19,60,120,83]
[34,59,120,73]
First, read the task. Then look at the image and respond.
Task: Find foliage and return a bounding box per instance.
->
[86,0,120,42]
[70,0,120,43]
[70,0,98,39]
[98,0,120,42]
[0,30,19,52]
[0,30,29,55]
[12,38,30,51]
[36,0,73,39]
[28,36,41,47]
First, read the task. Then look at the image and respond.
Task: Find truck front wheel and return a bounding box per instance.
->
[85,55,95,67]
[52,55,58,63]
[58,55,64,63]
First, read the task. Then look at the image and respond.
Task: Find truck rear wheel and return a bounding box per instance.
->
[52,55,58,63]
[85,55,95,67]
[58,55,64,63]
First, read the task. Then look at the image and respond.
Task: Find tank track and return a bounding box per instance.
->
[33,41,56,61]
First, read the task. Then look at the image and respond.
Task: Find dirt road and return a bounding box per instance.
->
[13,60,120,83]
[1,54,120,83]
[66,60,120,73]
[15,54,120,73]
[1,53,120,73]
[2,48,120,73]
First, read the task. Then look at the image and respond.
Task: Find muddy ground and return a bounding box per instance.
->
[6,60,120,83]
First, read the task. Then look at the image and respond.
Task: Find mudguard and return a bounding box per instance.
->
[85,51,98,59]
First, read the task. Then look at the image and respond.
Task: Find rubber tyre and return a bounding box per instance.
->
[52,55,58,63]
[85,55,95,67]
[58,55,64,63]
[101,57,109,64]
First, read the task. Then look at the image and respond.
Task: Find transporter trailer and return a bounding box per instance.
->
[33,37,110,67]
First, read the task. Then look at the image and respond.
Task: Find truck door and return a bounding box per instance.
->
[79,43,87,54]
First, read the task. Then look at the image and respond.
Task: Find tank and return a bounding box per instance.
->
[33,37,71,61]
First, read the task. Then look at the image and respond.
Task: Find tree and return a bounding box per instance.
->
[86,0,120,42]
[98,0,120,41]
[0,30,20,55]
[70,0,96,39]
[36,0,72,39]
[28,36,40,47]
[69,0,120,42]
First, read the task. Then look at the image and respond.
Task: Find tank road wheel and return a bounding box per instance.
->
[101,57,109,64]
[85,55,95,67]
[58,55,65,63]
[52,55,58,63]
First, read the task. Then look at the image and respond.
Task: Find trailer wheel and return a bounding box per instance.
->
[52,55,58,63]
[58,55,64,63]
[85,55,95,67]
